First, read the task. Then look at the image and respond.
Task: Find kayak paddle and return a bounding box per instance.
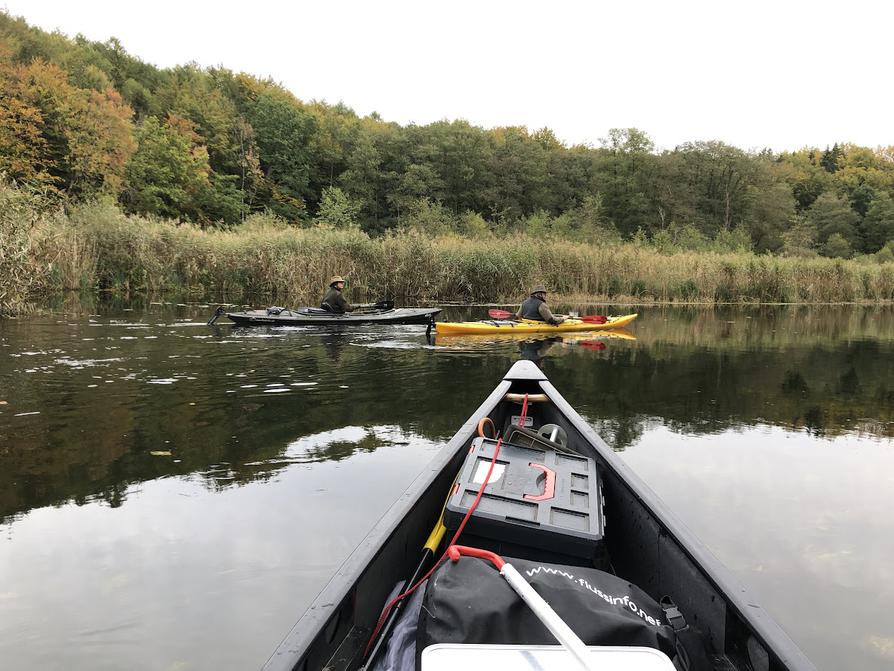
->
[354,299,395,310]
[488,308,608,324]
[488,309,515,319]
[447,545,595,671]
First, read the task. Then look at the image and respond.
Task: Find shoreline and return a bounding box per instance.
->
[7,294,894,320]
[3,199,893,316]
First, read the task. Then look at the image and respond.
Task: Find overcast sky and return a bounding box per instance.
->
[4,0,892,153]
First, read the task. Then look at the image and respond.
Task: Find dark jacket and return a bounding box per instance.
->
[321,286,354,313]
[516,296,563,325]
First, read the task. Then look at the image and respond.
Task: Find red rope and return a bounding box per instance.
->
[363,435,504,658]
[518,392,529,427]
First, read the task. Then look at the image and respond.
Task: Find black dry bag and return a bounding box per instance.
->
[417,555,711,671]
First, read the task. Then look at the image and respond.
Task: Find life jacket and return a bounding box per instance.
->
[519,296,546,321]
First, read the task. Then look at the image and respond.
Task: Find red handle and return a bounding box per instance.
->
[524,463,556,501]
[447,545,505,570]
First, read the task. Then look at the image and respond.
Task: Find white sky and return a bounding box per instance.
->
[3,0,892,153]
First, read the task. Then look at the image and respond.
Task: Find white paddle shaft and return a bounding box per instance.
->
[501,563,594,671]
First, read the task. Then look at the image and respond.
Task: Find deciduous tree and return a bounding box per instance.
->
[123,115,210,219]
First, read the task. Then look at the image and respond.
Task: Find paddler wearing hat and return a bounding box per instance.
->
[321,275,355,314]
[515,285,566,325]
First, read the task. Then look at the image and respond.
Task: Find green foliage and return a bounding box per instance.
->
[860,194,894,253]
[778,150,831,211]
[601,127,654,153]
[714,225,753,252]
[595,128,656,236]
[653,223,758,256]
[338,129,385,228]
[820,143,843,173]
[806,192,861,249]
[745,182,796,253]
[4,10,894,259]
[522,210,554,237]
[849,182,875,217]
[821,233,853,259]
[563,195,621,243]
[677,224,711,251]
[314,186,360,229]
[457,211,490,237]
[516,199,620,243]
[652,224,709,253]
[401,198,455,235]
[781,220,818,258]
[244,85,315,220]
[122,115,210,219]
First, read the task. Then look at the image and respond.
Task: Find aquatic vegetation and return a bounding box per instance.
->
[2,184,892,315]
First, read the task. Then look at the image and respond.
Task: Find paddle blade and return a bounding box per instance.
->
[488,309,514,319]
[581,315,608,324]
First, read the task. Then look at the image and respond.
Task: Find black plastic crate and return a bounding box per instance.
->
[445,437,605,559]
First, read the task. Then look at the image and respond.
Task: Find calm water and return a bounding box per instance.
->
[1,301,893,671]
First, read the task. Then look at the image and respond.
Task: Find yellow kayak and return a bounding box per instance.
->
[434,328,637,345]
[436,313,638,335]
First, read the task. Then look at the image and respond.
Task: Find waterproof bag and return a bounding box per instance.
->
[417,555,711,671]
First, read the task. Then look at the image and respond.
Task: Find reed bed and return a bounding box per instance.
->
[4,198,894,315]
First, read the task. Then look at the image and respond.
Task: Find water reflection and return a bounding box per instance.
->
[620,425,894,671]
[0,423,439,671]
[517,336,560,363]
[428,328,635,362]
[1,304,892,518]
[1,301,893,670]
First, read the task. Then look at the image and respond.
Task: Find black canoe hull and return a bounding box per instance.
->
[226,307,440,326]
[263,361,816,671]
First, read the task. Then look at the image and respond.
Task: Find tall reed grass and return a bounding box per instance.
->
[4,193,894,314]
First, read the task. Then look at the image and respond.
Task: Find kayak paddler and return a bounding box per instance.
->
[515,285,566,325]
[321,275,355,314]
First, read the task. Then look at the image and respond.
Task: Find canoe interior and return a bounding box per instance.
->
[263,361,815,671]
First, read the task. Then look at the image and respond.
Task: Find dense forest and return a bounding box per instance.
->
[2,12,893,260]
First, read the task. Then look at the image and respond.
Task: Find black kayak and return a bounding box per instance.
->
[263,361,816,671]
[211,306,441,326]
